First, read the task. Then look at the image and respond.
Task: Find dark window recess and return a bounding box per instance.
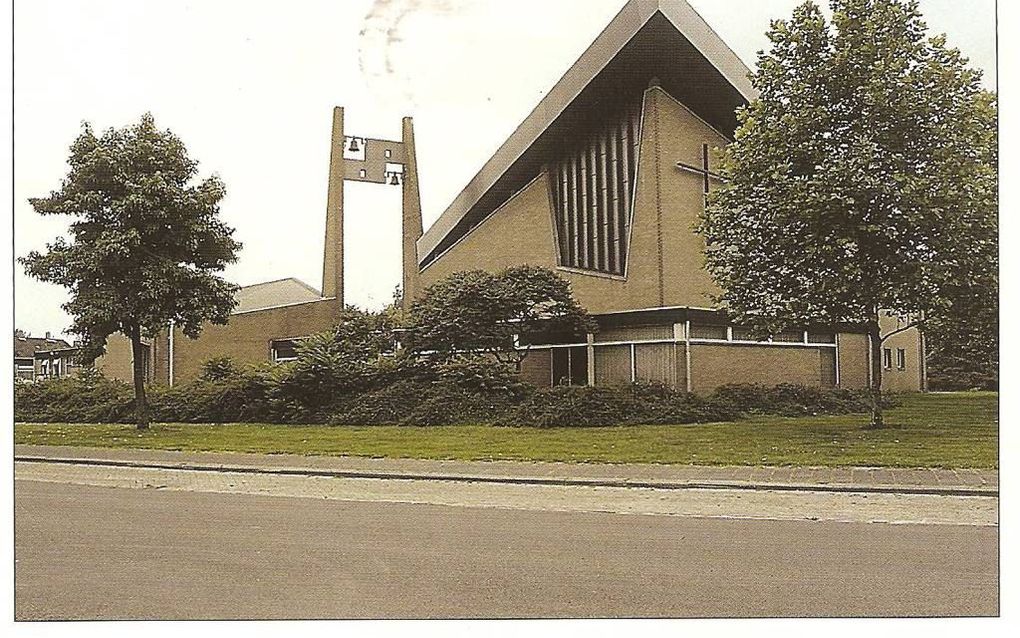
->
[550,102,642,275]
[271,339,301,363]
[772,330,804,343]
[553,348,569,385]
[691,324,728,340]
[570,347,588,386]
[552,346,589,386]
[519,327,586,347]
[807,331,836,344]
[820,348,837,387]
[896,349,906,370]
[731,326,764,342]
[883,348,893,370]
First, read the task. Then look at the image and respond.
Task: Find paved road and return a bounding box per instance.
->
[15,475,997,619]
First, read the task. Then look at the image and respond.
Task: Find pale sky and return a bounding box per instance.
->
[13,0,997,340]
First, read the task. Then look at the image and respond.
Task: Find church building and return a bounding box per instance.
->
[96,0,926,393]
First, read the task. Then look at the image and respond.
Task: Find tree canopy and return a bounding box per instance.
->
[404,266,595,364]
[21,114,242,427]
[698,0,997,426]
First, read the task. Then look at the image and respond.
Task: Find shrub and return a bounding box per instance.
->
[709,383,895,417]
[270,307,402,414]
[150,362,277,423]
[326,381,427,426]
[327,379,520,427]
[927,367,998,392]
[198,357,239,381]
[400,383,520,427]
[496,383,740,428]
[434,356,531,395]
[14,369,135,423]
[15,356,892,428]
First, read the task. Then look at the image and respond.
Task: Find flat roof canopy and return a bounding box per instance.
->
[418,0,755,266]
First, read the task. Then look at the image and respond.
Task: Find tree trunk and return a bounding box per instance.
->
[129,327,151,430]
[867,320,884,430]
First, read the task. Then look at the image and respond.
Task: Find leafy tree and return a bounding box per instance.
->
[925,276,998,391]
[20,114,241,429]
[698,0,997,428]
[924,90,999,391]
[405,266,595,365]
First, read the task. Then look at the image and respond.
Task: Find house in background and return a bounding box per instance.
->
[34,345,84,381]
[13,330,74,381]
[88,0,925,393]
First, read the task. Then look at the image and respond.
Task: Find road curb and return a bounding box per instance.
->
[14,455,999,498]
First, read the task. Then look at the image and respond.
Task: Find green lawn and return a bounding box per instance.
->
[15,392,997,469]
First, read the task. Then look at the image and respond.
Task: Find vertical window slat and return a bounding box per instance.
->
[558,162,570,263]
[551,101,640,275]
[570,150,580,266]
[590,146,597,269]
[598,129,610,273]
[579,147,590,269]
[607,124,616,273]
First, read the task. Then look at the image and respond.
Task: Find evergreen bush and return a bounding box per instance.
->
[497,383,740,428]
[710,383,895,417]
[16,364,888,427]
[14,369,135,423]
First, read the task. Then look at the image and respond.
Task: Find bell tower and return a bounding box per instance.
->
[321,107,423,310]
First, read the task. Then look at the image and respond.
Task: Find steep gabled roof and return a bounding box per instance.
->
[233,277,323,314]
[417,0,755,267]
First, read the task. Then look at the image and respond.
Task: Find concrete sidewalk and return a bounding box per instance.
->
[14,444,998,497]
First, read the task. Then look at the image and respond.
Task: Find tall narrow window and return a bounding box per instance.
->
[896,348,906,370]
[820,349,837,387]
[550,102,641,275]
[882,348,893,370]
[552,347,589,386]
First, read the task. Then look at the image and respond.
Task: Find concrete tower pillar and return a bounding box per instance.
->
[322,106,345,304]
[401,117,424,311]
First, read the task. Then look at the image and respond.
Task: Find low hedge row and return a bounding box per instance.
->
[14,369,136,423]
[14,364,889,427]
[328,380,521,427]
[710,383,890,417]
[496,384,741,427]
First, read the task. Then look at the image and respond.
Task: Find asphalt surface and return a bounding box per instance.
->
[15,476,998,619]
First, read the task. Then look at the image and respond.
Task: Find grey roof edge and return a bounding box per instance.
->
[416,0,756,264]
[238,276,322,297]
